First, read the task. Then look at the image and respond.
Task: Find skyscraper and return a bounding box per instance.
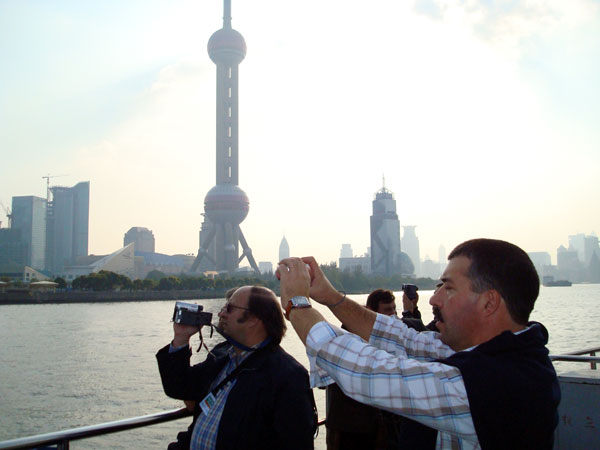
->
[370,184,402,276]
[401,226,420,277]
[11,195,46,270]
[191,0,258,274]
[279,236,290,262]
[46,181,89,274]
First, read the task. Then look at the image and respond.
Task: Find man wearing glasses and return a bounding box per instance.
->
[157,286,316,450]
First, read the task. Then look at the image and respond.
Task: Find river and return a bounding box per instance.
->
[1,284,599,449]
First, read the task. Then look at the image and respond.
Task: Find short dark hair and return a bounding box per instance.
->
[448,238,539,325]
[366,289,395,312]
[246,286,287,344]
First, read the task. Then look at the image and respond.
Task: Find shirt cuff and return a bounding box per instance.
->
[305,321,345,388]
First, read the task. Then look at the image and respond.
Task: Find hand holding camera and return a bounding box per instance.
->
[172,302,213,347]
[401,284,419,313]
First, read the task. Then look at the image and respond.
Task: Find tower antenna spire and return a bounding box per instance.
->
[223,0,232,29]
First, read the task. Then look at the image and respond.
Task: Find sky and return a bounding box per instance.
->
[1,0,599,268]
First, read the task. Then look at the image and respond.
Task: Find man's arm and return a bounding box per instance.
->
[306,322,477,442]
[155,323,214,400]
[278,256,376,341]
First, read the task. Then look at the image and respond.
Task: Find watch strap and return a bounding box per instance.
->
[285,296,311,320]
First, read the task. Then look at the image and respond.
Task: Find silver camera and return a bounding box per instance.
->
[172,301,213,327]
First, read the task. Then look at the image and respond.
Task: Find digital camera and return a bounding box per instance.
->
[172,301,213,327]
[401,283,419,300]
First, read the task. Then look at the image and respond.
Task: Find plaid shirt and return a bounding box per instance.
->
[306,314,480,449]
[189,346,253,450]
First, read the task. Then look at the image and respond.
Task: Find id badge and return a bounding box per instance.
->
[199,392,217,416]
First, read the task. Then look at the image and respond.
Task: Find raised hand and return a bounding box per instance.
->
[402,292,419,313]
[172,322,200,347]
[300,256,340,305]
[276,257,311,308]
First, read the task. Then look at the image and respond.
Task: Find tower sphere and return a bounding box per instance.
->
[204,184,249,225]
[207,28,247,64]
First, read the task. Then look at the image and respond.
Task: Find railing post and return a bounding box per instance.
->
[57,439,69,449]
[591,351,597,370]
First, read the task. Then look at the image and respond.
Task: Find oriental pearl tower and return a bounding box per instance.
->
[191,0,259,274]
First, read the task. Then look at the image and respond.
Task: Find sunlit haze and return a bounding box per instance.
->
[1,0,599,267]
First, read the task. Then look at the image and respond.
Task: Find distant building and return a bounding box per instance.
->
[133,251,194,279]
[557,245,581,282]
[401,226,420,276]
[421,257,442,280]
[370,184,402,276]
[438,245,446,265]
[528,252,552,279]
[60,243,135,281]
[583,235,600,266]
[559,234,600,282]
[0,228,27,270]
[0,265,50,283]
[259,261,273,274]
[11,196,47,270]
[340,244,353,258]
[46,181,90,274]
[339,256,371,274]
[279,236,289,262]
[124,227,155,253]
[568,234,586,263]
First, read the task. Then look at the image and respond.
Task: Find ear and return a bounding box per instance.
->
[481,290,502,317]
[245,314,261,329]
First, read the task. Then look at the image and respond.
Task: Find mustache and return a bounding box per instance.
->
[432,307,443,322]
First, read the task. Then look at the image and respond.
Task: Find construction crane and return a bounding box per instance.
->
[0,200,12,228]
[42,174,69,202]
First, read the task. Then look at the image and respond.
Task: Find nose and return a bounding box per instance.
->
[429,289,441,308]
[218,307,227,318]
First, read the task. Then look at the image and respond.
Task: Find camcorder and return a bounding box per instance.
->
[401,283,419,300]
[172,301,213,327]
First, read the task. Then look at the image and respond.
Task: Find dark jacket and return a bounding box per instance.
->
[440,322,560,450]
[156,341,316,450]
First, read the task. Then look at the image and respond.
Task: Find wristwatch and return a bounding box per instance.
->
[285,296,312,320]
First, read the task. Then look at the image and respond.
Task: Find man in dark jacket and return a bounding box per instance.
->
[157,286,316,450]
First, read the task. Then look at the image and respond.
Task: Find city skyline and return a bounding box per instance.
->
[1,1,599,267]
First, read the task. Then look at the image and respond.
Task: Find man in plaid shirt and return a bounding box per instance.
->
[277,238,560,449]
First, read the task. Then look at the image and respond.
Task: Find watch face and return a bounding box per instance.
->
[291,296,310,307]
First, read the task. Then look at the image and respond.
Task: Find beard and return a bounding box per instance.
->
[432,306,444,323]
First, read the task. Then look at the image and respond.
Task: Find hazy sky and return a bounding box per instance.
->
[1,0,599,267]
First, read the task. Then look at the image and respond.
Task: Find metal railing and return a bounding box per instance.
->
[0,408,191,450]
[0,408,326,450]
[550,345,600,370]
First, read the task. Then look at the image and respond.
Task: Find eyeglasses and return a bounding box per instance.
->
[221,303,251,314]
